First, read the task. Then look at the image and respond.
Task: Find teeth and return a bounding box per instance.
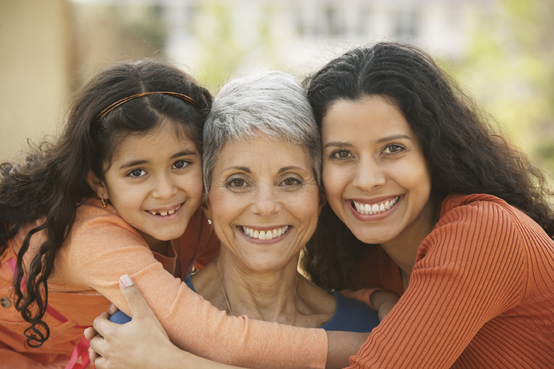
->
[148,203,181,217]
[353,196,399,215]
[242,226,289,240]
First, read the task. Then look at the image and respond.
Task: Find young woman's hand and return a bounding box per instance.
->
[370,291,400,321]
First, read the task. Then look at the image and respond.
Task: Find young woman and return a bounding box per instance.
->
[87,43,554,369]
[303,42,554,368]
[0,60,344,369]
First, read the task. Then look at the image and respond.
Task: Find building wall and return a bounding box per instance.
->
[0,0,73,161]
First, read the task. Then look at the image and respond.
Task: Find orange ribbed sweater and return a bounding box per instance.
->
[348,194,554,368]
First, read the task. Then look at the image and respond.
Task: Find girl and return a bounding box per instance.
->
[88,43,554,369]
[0,60,343,369]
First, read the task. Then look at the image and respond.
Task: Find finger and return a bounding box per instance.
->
[92,312,113,337]
[119,274,155,320]
[89,332,106,359]
[88,347,99,364]
[84,326,97,341]
[108,303,120,316]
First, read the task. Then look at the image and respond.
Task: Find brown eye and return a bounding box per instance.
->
[282,177,300,186]
[127,169,146,178]
[229,178,247,188]
[173,160,189,169]
[383,144,405,154]
[332,150,352,159]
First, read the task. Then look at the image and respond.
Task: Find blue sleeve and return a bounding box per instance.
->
[320,291,380,332]
[109,310,132,324]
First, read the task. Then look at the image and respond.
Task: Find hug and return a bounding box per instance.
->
[1,42,553,369]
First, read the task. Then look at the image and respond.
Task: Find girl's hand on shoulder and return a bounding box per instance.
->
[86,275,181,369]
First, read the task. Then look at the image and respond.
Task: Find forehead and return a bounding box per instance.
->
[110,119,198,163]
[215,135,312,171]
[322,96,413,142]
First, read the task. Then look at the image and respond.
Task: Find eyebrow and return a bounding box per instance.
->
[324,141,353,149]
[324,134,411,149]
[118,150,198,170]
[221,166,251,173]
[278,166,306,174]
[375,134,411,144]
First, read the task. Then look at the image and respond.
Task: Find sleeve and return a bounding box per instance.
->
[62,213,327,369]
[347,201,527,368]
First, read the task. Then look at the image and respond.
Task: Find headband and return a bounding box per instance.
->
[95,91,203,122]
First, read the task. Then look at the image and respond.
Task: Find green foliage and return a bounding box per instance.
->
[445,0,554,179]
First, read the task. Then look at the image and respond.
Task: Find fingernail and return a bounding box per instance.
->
[120,274,134,287]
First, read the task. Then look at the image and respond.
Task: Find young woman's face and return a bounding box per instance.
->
[100,119,203,249]
[321,95,435,248]
[204,135,322,273]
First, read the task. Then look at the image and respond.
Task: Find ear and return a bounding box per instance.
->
[317,190,327,215]
[86,171,108,200]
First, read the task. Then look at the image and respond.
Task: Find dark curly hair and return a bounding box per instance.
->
[0,59,212,347]
[302,42,554,290]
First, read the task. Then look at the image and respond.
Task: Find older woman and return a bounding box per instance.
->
[181,71,379,331]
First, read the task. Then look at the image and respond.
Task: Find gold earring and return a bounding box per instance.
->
[100,196,107,208]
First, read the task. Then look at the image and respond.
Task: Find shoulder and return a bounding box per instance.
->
[417,193,528,274]
[321,291,379,333]
[72,198,139,235]
[433,193,525,239]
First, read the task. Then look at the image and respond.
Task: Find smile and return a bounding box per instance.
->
[241,226,290,240]
[352,196,399,215]
[147,203,182,217]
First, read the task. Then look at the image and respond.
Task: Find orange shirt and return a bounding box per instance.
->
[0,199,327,369]
[348,194,554,368]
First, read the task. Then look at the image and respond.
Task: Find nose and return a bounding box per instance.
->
[251,183,280,217]
[152,172,178,199]
[352,156,386,192]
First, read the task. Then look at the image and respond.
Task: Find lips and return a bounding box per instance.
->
[352,196,400,215]
[241,226,290,240]
[147,202,183,217]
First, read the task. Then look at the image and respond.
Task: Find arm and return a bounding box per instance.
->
[61,207,327,369]
[347,202,526,368]
[87,275,368,369]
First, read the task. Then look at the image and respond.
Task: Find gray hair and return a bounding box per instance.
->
[203,71,322,198]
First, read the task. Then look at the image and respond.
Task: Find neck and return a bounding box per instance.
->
[196,251,307,325]
[381,196,441,288]
[221,255,303,324]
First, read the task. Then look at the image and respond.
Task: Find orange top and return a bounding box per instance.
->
[347,194,554,368]
[0,198,327,369]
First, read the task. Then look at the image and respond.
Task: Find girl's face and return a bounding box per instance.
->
[321,95,435,249]
[93,119,203,250]
[204,135,323,273]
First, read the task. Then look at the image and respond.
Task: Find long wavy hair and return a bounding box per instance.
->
[0,59,212,347]
[302,42,554,290]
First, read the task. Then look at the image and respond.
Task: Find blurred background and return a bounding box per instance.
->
[1,0,553,178]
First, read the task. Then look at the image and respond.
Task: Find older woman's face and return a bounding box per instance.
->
[205,135,323,272]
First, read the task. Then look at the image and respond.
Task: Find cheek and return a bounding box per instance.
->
[322,169,345,206]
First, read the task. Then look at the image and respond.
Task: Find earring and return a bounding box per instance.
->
[207,219,212,225]
[100,196,107,208]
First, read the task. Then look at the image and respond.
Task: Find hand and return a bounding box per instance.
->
[86,275,181,369]
[370,290,400,321]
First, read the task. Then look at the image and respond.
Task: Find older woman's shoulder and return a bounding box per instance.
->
[320,291,379,333]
